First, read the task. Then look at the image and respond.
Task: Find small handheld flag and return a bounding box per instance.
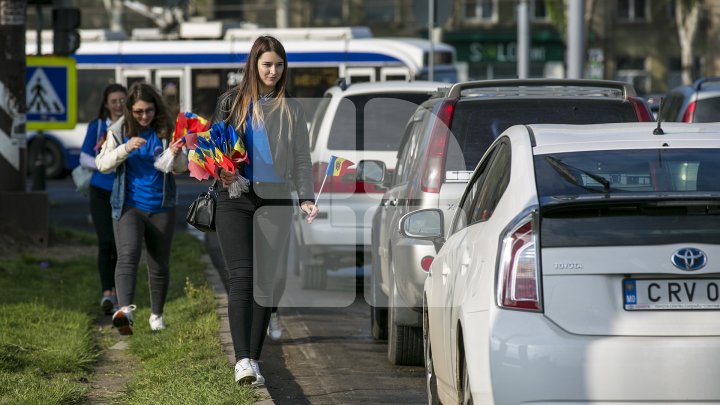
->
[316,155,354,205]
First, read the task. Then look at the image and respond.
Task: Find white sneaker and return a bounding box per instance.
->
[267,313,282,341]
[234,358,256,385]
[112,305,136,335]
[149,313,165,331]
[250,359,265,386]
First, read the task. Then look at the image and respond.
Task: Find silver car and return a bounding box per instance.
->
[368,79,654,366]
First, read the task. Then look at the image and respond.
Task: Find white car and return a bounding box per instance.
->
[293,80,448,289]
[402,122,720,404]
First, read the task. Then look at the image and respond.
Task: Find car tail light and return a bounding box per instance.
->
[682,101,697,123]
[420,98,457,193]
[628,97,654,122]
[420,256,434,272]
[312,161,385,194]
[497,216,542,312]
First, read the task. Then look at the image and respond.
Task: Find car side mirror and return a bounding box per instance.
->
[399,208,445,253]
[357,160,386,184]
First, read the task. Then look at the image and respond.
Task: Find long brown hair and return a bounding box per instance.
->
[227,35,291,134]
[97,83,127,120]
[124,82,173,139]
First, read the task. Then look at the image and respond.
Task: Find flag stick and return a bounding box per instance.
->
[314,172,329,207]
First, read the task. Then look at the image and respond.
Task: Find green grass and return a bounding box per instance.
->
[0,228,258,404]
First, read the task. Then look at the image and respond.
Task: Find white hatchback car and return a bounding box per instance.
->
[401,122,720,404]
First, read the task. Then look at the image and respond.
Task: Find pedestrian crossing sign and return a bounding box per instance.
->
[26,56,77,130]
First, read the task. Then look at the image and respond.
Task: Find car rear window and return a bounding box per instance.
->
[535,148,720,247]
[327,93,432,151]
[534,148,720,201]
[694,97,720,122]
[446,99,640,171]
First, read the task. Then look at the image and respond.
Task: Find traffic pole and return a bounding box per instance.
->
[0,0,49,246]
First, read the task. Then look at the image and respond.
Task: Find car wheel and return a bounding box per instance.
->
[370,248,388,340]
[424,307,440,405]
[28,139,64,179]
[460,355,473,405]
[301,264,327,290]
[387,280,423,366]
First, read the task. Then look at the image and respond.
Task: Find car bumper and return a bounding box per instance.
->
[464,309,720,403]
[393,237,435,308]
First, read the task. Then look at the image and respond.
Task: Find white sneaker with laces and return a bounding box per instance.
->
[112,305,136,335]
[234,358,256,385]
[149,313,165,331]
[250,359,265,386]
[267,312,282,340]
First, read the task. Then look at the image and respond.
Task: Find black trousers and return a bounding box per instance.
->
[215,185,293,361]
[89,186,117,292]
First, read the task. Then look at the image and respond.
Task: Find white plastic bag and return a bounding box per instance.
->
[71,165,93,196]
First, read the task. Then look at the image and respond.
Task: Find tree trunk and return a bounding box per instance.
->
[676,0,701,84]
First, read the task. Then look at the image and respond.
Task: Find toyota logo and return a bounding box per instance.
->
[671,248,707,271]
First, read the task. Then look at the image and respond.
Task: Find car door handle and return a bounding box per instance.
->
[384,199,397,207]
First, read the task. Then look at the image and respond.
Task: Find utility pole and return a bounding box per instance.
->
[517,0,530,78]
[0,0,26,193]
[428,0,434,81]
[276,0,288,28]
[567,0,585,79]
[0,0,49,246]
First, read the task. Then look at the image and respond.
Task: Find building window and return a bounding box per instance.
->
[364,0,395,23]
[463,0,496,22]
[313,0,342,24]
[618,0,648,21]
[532,0,549,22]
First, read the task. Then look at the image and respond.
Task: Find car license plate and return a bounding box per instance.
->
[623,278,720,310]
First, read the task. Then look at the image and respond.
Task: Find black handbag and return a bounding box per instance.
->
[186,185,216,232]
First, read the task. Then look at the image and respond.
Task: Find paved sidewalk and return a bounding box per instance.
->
[202,253,275,404]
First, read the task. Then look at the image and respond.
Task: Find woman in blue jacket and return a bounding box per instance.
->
[79,83,127,315]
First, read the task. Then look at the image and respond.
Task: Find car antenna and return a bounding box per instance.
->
[653,97,665,135]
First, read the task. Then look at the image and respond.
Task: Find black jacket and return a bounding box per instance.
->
[212,88,315,204]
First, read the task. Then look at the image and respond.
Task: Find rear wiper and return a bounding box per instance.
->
[544,156,610,193]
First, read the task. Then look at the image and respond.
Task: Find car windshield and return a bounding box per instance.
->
[534,148,720,204]
[327,93,432,151]
[446,99,640,171]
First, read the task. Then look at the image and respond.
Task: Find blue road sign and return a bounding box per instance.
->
[26,56,77,130]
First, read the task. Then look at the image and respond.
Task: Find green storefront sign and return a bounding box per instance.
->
[444,30,565,64]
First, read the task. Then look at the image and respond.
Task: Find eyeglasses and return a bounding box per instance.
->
[109,98,125,106]
[132,107,155,117]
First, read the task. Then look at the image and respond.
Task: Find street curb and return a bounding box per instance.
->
[201,254,275,404]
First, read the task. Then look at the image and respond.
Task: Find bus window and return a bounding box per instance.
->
[347,68,375,84]
[123,70,150,89]
[290,67,339,118]
[191,69,226,120]
[77,69,116,122]
[156,71,182,120]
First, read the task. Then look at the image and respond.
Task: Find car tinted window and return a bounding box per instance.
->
[448,99,641,171]
[469,142,511,224]
[310,95,332,150]
[694,98,720,122]
[534,148,720,203]
[452,147,499,233]
[660,92,684,122]
[394,118,423,184]
[327,93,432,151]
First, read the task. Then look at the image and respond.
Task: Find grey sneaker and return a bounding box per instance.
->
[112,305,136,335]
[250,359,265,386]
[267,312,282,341]
[234,358,256,385]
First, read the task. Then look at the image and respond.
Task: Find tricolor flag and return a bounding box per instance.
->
[326,155,354,177]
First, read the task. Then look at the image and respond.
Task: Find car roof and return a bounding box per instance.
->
[323,80,450,97]
[511,122,720,154]
[445,78,637,99]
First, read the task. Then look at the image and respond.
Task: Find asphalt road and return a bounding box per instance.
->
[44,176,427,404]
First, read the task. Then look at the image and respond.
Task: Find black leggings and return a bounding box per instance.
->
[89,186,117,292]
[215,187,292,361]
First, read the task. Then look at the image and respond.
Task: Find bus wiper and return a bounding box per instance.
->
[544,156,611,193]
